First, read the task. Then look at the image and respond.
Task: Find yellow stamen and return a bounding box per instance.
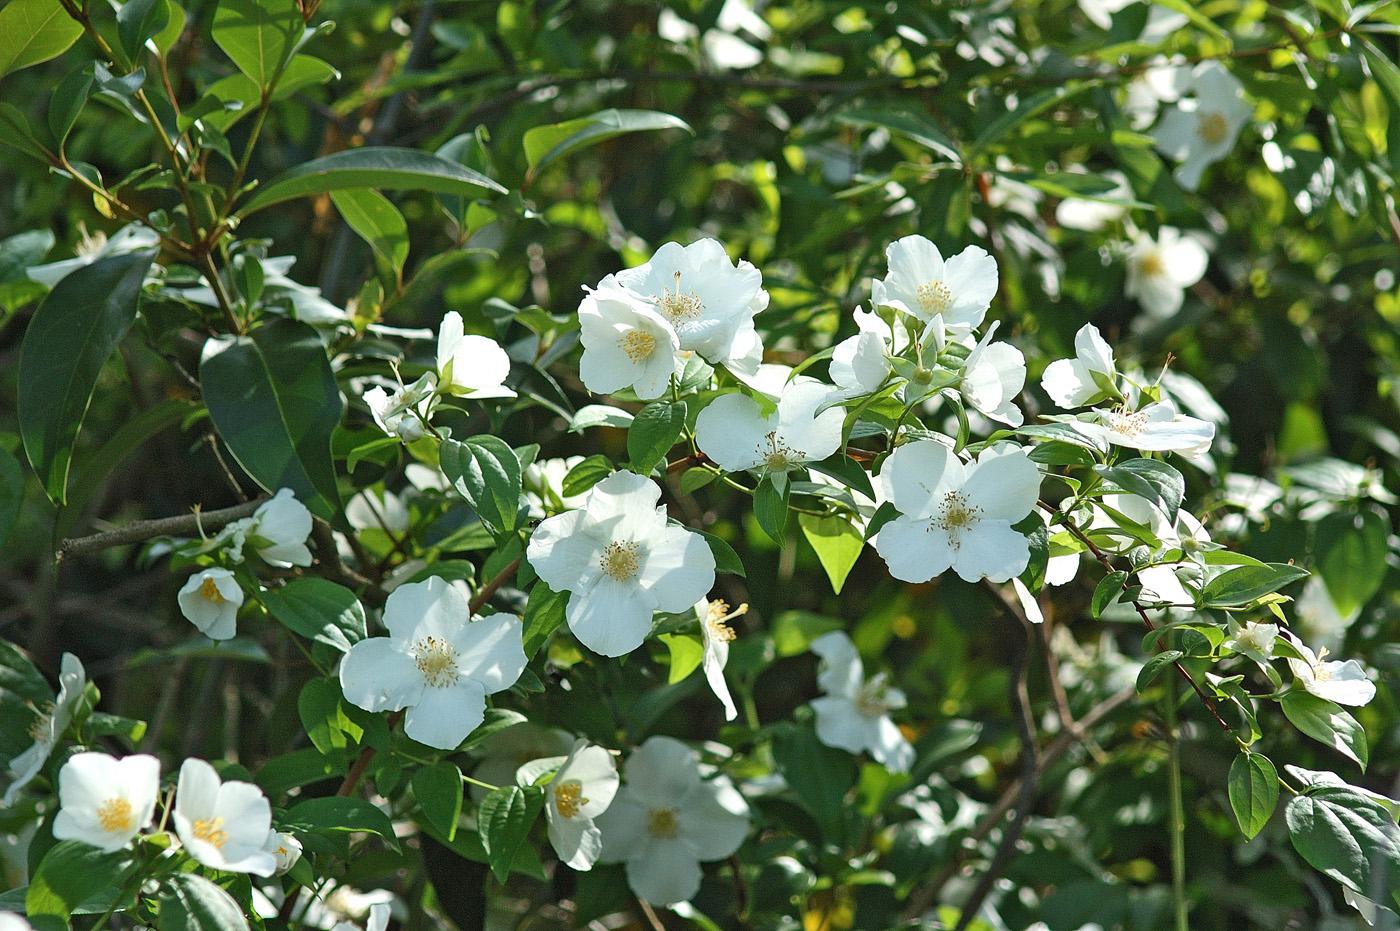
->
[1196,111,1229,145]
[192,816,228,849]
[657,270,704,323]
[1137,249,1165,278]
[705,600,747,643]
[412,636,461,688]
[620,328,657,362]
[915,280,953,315]
[600,541,642,581]
[554,779,588,819]
[97,798,134,832]
[199,576,225,604]
[647,807,679,839]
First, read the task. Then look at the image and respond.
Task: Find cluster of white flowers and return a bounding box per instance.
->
[52,752,299,877]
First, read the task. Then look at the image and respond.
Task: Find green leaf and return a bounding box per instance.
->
[771,610,843,658]
[1149,0,1232,45]
[157,872,251,931]
[522,582,567,658]
[835,105,961,163]
[660,633,704,684]
[236,147,506,217]
[697,528,746,577]
[0,446,23,551]
[1200,563,1309,608]
[297,678,362,755]
[18,249,156,505]
[439,436,522,535]
[1135,649,1183,692]
[477,785,543,883]
[117,0,171,61]
[0,103,51,162]
[561,454,611,498]
[412,761,464,841]
[1315,510,1388,617]
[262,578,367,652]
[773,725,856,839]
[523,109,692,179]
[797,513,864,594]
[1285,787,1400,898]
[627,401,685,473]
[48,65,95,148]
[1281,691,1369,770]
[1229,751,1279,841]
[211,0,300,88]
[968,82,1099,161]
[27,841,131,929]
[0,0,84,78]
[1091,570,1128,618]
[199,318,344,520]
[1094,458,1185,518]
[568,404,634,432]
[283,796,399,848]
[755,476,789,546]
[330,188,409,279]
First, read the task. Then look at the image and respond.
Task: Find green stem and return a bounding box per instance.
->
[1164,675,1189,931]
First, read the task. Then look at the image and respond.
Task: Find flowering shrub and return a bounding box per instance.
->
[1,1,1399,929]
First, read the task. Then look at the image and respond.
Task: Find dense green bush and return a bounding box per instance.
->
[1,0,1399,928]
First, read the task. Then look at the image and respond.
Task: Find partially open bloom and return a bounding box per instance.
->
[339,578,527,749]
[871,235,998,332]
[436,311,515,398]
[874,441,1041,583]
[596,737,750,905]
[526,472,715,657]
[178,568,244,640]
[5,653,85,805]
[53,752,160,852]
[346,487,410,535]
[829,306,905,396]
[1124,227,1208,318]
[699,598,746,721]
[1152,63,1252,191]
[523,456,587,518]
[1224,621,1279,665]
[1288,642,1376,707]
[263,829,303,875]
[578,285,681,400]
[1076,399,1214,457]
[1040,323,1118,408]
[245,488,314,568]
[174,758,277,876]
[695,380,843,477]
[611,239,768,367]
[365,373,438,442]
[330,903,390,931]
[545,739,620,871]
[809,631,914,773]
[960,322,1026,426]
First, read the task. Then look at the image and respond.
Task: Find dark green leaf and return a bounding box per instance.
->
[561,454,611,498]
[1201,563,1310,608]
[523,109,692,178]
[1286,787,1400,898]
[522,582,567,658]
[477,785,542,883]
[1094,458,1185,518]
[48,65,94,147]
[0,446,23,551]
[697,528,746,577]
[330,188,409,279]
[773,725,856,839]
[262,578,367,652]
[157,873,250,931]
[440,436,522,535]
[1315,510,1388,617]
[1281,691,1369,770]
[1135,649,1183,692]
[0,0,83,78]
[755,476,789,546]
[117,0,171,61]
[211,0,300,88]
[283,796,399,848]
[413,761,464,841]
[1229,752,1279,840]
[27,842,131,929]
[627,401,685,473]
[1091,570,1128,618]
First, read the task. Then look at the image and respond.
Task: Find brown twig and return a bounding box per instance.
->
[56,498,267,562]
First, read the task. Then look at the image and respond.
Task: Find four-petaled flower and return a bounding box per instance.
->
[695,379,844,476]
[1288,642,1376,707]
[1152,63,1253,191]
[178,568,244,640]
[5,652,85,805]
[595,736,751,906]
[339,577,527,749]
[1076,399,1215,457]
[173,758,278,876]
[874,440,1041,583]
[53,752,160,852]
[436,311,516,399]
[544,739,620,871]
[578,285,682,400]
[809,631,914,773]
[1224,621,1278,665]
[872,235,998,332]
[1124,226,1208,319]
[527,471,716,657]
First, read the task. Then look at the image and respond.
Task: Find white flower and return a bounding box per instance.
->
[1288,643,1376,707]
[578,285,681,400]
[469,724,576,802]
[4,653,85,805]
[339,578,527,750]
[694,380,844,476]
[249,488,314,567]
[26,224,160,288]
[0,915,32,931]
[52,752,160,852]
[829,306,905,396]
[172,759,276,876]
[658,0,770,71]
[1124,227,1208,318]
[871,235,998,332]
[178,568,244,640]
[611,239,769,367]
[1078,0,1135,29]
[1055,171,1133,231]
[545,739,620,871]
[809,631,914,773]
[365,372,438,442]
[330,903,390,931]
[526,472,716,657]
[1224,621,1278,665]
[524,456,587,518]
[263,829,303,875]
[960,322,1026,427]
[699,599,746,721]
[346,487,410,534]
[1040,323,1118,408]
[1076,400,1214,456]
[595,737,750,906]
[1152,63,1252,191]
[874,441,1041,583]
[436,311,515,399]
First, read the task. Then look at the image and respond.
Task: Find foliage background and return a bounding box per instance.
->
[2,0,1400,928]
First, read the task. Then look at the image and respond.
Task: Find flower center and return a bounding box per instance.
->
[27,701,55,742]
[620,328,658,362]
[192,815,229,849]
[1137,249,1165,278]
[932,490,981,547]
[199,576,225,604]
[97,797,134,833]
[1196,110,1229,145]
[412,636,461,688]
[600,540,642,581]
[647,807,680,839]
[855,674,892,717]
[553,779,588,819]
[757,431,804,473]
[657,271,704,324]
[1106,408,1150,438]
[915,280,953,315]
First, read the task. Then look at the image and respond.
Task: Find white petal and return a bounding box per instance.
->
[527,510,599,593]
[950,520,1030,583]
[694,393,770,472]
[962,446,1040,522]
[876,439,960,518]
[639,526,716,613]
[677,776,749,859]
[596,794,650,862]
[941,245,998,329]
[566,578,655,657]
[868,716,915,773]
[405,678,487,750]
[338,637,424,713]
[453,613,526,694]
[549,814,604,871]
[810,631,863,698]
[625,839,703,906]
[812,697,875,754]
[623,737,702,807]
[874,514,955,583]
